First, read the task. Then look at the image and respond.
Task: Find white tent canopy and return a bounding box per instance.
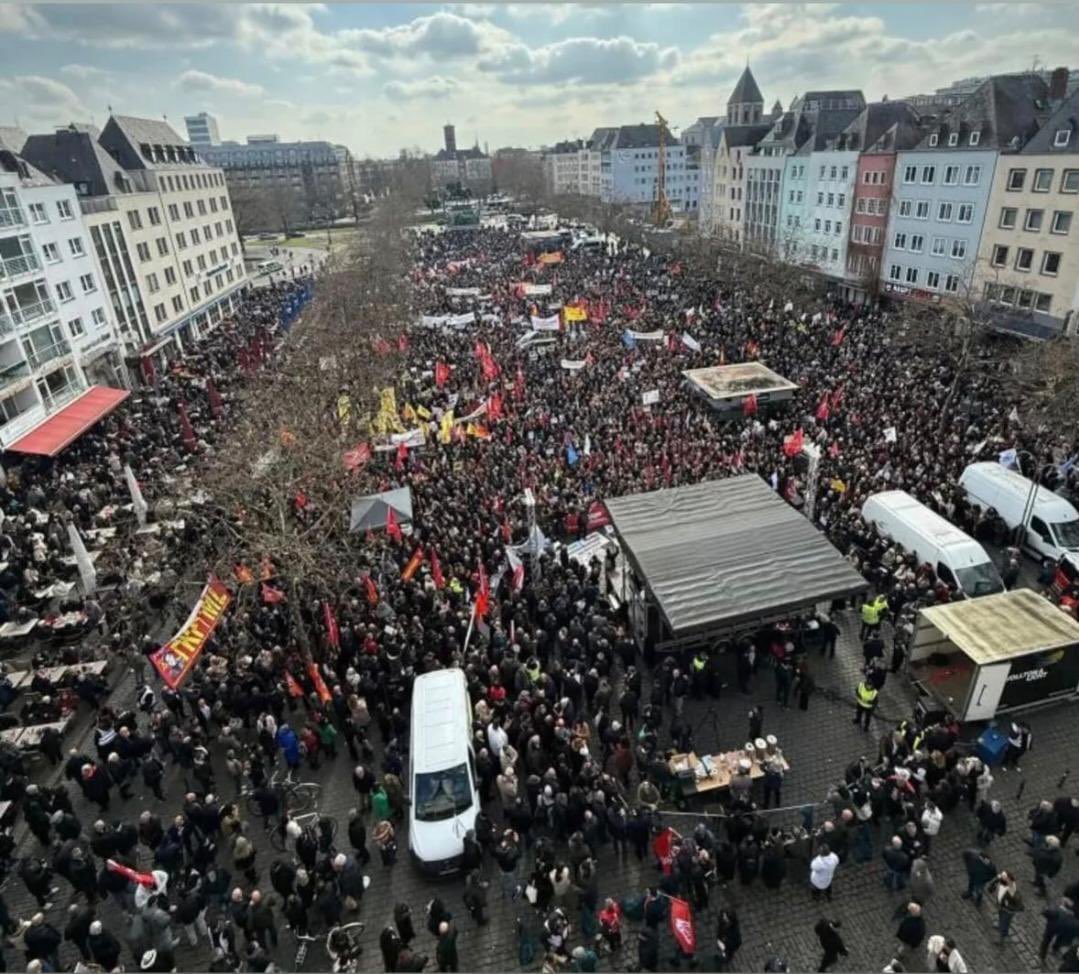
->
[349,487,413,533]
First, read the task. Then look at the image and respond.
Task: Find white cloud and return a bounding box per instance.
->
[59,63,111,82]
[383,76,460,101]
[177,69,265,98]
[481,36,679,86]
[341,12,511,61]
[0,75,91,125]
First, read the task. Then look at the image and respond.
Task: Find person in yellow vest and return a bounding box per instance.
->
[852,678,878,731]
[860,594,889,640]
[690,650,707,699]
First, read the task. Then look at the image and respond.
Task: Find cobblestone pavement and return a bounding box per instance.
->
[4,607,1076,973]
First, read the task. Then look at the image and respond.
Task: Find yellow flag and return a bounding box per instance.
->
[401,402,417,424]
[563,305,587,323]
[415,404,432,420]
[439,409,454,444]
[336,394,351,427]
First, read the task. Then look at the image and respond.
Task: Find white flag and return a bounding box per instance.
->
[681,333,701,353]
[67,522,96,596]
[124,464,148,527]
[584,434,592,456]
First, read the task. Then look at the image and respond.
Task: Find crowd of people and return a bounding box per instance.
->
[0,216,1075,974]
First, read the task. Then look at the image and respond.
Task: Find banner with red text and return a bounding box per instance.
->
[150,578,231,688]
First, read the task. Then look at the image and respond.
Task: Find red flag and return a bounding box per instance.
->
[745,339,760,359]
[260,555,275,581]
[434,361,450,388]
[831,327,846,347]
[481,353,499,381]
[322,602,340,650]
[177,401,196,452]
[828,441,841,458]
[514,365,526,401]
[742,393,758,416]
[261,583,286,604]
[362,573,379,605]
[206,378,223,419]
[652,827,677,874]
[284,673,304,698]
[373,337,391,356]
[397,333,410,352]
[395,441,408,471]
[386,507,403,541]
[475,560,490,619]
[401,547,424,582]
[487,393,503,421]
[343,442,371,473]
[782,427,805,457]
[500,519,512,543]
[140,355,157,386]
[669,897,697,957]
[106,860,157,888]
[816,395,831,422]
[430,549,445,589]
[307,662,331,703]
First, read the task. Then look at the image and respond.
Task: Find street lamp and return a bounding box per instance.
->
[1012,448,1055,548]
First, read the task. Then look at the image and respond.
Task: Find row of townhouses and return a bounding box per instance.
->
[0,115,248,450]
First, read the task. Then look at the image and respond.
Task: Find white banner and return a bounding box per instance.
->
[124,464,148,527]
[884,427,897,443]
[522,283,552,296]
[420,312,476,330]
[445,287,480,297]
[67,522,97,596]
[530,314,561,331]
[459,400,489,422]
[390,428,426,447]
[561,359,587,371]
[681,333,701,353]
[642,389,660,406]
[627,329,665,342]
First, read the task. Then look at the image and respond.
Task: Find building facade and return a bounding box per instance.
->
[0,141,125,447]
[590,124,696,211]
[973,83,1079,335]
[542,140,586,196]
[430,123,493,194]
[23,116,247,360]
[184,112,220,147]
[881,74,1050,305]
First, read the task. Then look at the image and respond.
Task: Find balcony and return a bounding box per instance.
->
[25,338,72,371]
[0,205,26,229]
[6,296,57,329]
[0,359,30,390]
[0,252,40,282]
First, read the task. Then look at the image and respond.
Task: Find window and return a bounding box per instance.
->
[164,266,177,286]
[78,273,96,294]
[957,203,974,224]
[1051,211,1072,234]
[945,274,960,292]
[136,241,151,262]
[176,232,187,250]
[814,218,821,231]
[889,263,902,281]
[969,131,981,146]
[1035,292,1052,312]
[190,228,201,245]
[925,270,940,290]
[1000,286,1017,305]
[915,200,929,220]
[190,286,200,304]
[156,237,169,257]
[167,204,180,221]
[909,234,924,253]
[128,210,143,230]
[937,202,953,222]
[951,239,967,260]
[838,193,846,207]
[991,244,1009,267]
[893,231,907,250]
[197,199,207,216]
[196,255,206,271]
[1041,251,1061,276]
[903,164,917,183]
[828,166,836,179]
[182,259,193,277]
[841,166,848,179]
[831,248,838,262]
[921,165,935,184]
[943,165,959,186]
[1032,168,1053,192]
[67,316,84,338]
[824,220,832,233]
[1061,170,1079,193]
[1055,129,1073,148]
[948,133,959,147]
[999,207,1017,229]
[931,236,946,256]
[905,266,919,284]
[1025,209,1044,231]
[56,281,74,303]
[835,221,842,236]
[28,202,47,224]
[215,221,223,237]
[91,308,106,328]
[1015,247,1034,271]
[54,198,74,220]
[183,202,194,218]
[816,192,824,205]
[147,206,161,226]
[41,242,60,263]
[928,133,939,147]
[154,303,167,324]
[898,200,912,217]
[964,165,981,185]
[146,272,160,293]
[1006,168,1026,191]
[171,295,184,314]
[855,198,866,214]
[67,237,85,258]
[819,165,826,179]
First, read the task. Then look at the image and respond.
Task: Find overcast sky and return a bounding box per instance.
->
[1,3,1076,157]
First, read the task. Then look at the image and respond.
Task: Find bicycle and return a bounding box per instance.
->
[242,768,321,818]
[327,921,366,974]
[269,812,337,853]
[288,927,318,969]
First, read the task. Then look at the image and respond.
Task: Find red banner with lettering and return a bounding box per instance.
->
[670,897,697,956]
[150,578,231,688]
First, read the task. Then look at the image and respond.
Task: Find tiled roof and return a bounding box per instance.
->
[1020,86,1079,154]
[729,66,764,106]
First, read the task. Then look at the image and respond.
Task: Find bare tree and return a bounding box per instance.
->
[1012,334,1079,429]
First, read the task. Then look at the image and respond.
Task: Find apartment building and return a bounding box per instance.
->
[541,140,586,196]
[184,112,220,147]
[881,74,1050,305]
[592,124,697,212]
[23,116,247,361]
[973,80,1079,336]
[0,139,125,449]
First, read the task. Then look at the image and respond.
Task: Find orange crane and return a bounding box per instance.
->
[653,110,672,226]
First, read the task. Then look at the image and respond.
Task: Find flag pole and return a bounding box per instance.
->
[462,597,478,655]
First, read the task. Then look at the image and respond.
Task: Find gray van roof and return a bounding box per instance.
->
[411,670,468,773]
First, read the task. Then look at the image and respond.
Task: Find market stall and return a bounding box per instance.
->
[909,588,1079,721]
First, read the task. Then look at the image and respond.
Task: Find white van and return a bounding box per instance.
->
[959,462,1079,562]
[408,669,478,874]
[862,490,1004,598]
[256,259,283,277]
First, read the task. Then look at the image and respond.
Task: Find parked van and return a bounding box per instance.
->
[862,490,1004,598]
[408,669,478,874]
[959,462,1079,562]
[256,259,283,277]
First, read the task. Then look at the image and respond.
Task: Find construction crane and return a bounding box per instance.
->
[653,110,673,227]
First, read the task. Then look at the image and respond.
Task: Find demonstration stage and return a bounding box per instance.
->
[606,475,867,654]
[683,362,799,414]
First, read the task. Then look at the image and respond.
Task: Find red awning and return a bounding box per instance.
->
[7,385,130,457]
